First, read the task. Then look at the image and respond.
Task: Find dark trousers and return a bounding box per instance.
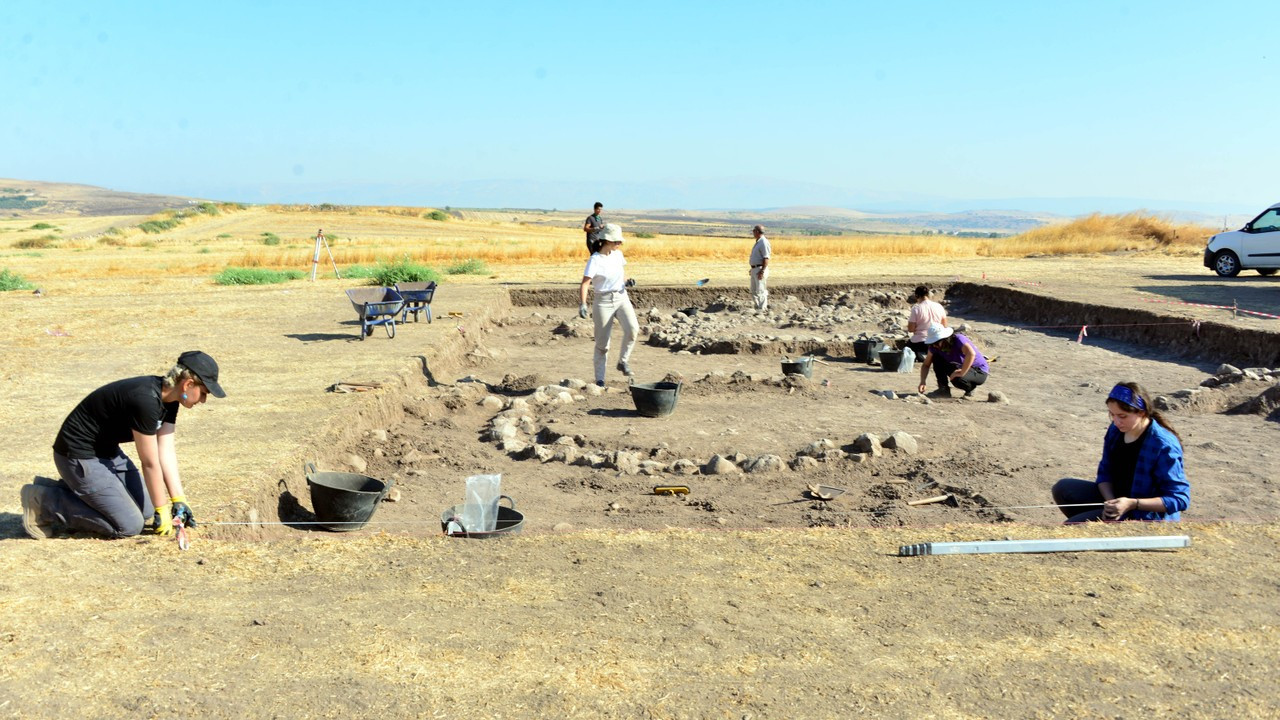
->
[1051,478,1107,524]
[50,450,153,538]
[930,356,988,392]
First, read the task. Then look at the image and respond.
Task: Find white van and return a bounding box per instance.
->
[1204,202,1280,277]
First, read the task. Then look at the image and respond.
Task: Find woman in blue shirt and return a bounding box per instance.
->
[1053,381,1189,523]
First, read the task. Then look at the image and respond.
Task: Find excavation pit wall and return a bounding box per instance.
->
[235,281,1280,538]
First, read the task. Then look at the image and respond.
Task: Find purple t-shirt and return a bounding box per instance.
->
[928,333,989,374]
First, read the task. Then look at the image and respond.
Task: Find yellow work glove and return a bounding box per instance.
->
[153,503,174,536]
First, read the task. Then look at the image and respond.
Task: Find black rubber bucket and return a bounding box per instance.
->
[878,350,905,372]
[629,381,682,418]
[441,495,525,539]
[781,357,814,378]
[305,463,392,531]
[853,339,873,363]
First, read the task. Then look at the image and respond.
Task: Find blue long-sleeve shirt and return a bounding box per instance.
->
[1096,420,1189,521]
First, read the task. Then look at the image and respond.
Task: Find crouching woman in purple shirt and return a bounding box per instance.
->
[1052,381,1189,523]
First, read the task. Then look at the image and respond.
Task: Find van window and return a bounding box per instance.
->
[1252,209,1280,232]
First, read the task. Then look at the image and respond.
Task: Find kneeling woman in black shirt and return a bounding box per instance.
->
[20,351,225,539]
[1052,381,1189,523]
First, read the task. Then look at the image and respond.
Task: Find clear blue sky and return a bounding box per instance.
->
[1,1,1273,213]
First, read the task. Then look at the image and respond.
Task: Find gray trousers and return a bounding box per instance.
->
[50,450,153,538]
[592,291,638,382]
[749,267,769,310]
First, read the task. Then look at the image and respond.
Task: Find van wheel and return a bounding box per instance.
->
[1213,251,1241,277]
[1259,269,1277,276]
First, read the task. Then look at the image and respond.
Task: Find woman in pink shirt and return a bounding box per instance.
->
[906,285,947,360]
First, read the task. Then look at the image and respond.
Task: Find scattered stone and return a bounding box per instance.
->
[882,431,919,455]
[583,384,605,397]
[608,501,622,511]
[669,459,699,475]
[1216,364,1241,377]
[987,390,1009,404]
[790,456,820,471]
[383,488,402,503]
[799,439,836,457]
[480,395,504,411]
[614,450,643,475]
[746,455,785,473]
[370,429,388,442]
[703,454,741,475]
[880,390,897,400]
[562,378,588,390]
[373,447,385,458]
[851,433,881,454]
[552,522,573,532]
[501,438,528,455]
[849,452,869,463]
[532,444,555,463]
[487,424,517,442]
[638,460,668,475]
[553,446,581,465]
[343,453,367,473]
[1200,376,1222,388]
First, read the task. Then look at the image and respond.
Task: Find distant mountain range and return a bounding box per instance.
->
[1,177,1257,234]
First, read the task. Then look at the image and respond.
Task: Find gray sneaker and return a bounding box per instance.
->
[926,388,953,399]
[20,484,56,539]
[616,362,634,377]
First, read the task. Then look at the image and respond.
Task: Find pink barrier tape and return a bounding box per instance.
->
[1138,297,1280,319]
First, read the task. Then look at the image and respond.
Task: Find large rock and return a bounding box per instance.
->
[487,423,517,442]
[882,431,918,455]
[638,461,668,476]
[790,456,820,471]
[343,453,367,473]
[669,459,699,475]
[480,395,504,411]
[987,390,1009,404]
[746,455,785,473]
[614,450,643,475]
[501,438,528,455]
[852,433,882,454]
[702,454,741,475]
[798,439,836,457]
[1215,363,1241,377]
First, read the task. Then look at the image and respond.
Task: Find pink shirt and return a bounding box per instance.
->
[908,299,947,343]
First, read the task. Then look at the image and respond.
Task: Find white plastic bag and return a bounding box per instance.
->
[461,474,502,532]
[896,349,915,373]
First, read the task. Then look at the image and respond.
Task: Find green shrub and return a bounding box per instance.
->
[427,210,449,221]
[196,202,220,215]
[139,218,180,234]
[366,259,441,286]
[0,268,35,291]
[105,226,123,236]
[216,233,232,239]
[15,236,57,249]
[633,231,656,239]
[29,222,57,230]
[200,247,212,254]
[261,232,281,246]
[98,236,125,247]
[343,264,377,279]
[213,267,304,285]
[445,258,489,275]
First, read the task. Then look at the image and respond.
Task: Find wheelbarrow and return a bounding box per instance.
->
[345,287,405,340]
[394,281,437,323]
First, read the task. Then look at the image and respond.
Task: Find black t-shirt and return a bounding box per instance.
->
[52,376,179,459]
[1106,424,1149,499]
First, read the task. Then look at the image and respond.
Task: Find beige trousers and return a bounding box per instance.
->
[592,291,638,382]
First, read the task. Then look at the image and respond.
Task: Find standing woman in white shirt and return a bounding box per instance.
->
[578,223,638,386]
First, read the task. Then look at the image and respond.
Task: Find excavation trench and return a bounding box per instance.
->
[226,281,1280,539]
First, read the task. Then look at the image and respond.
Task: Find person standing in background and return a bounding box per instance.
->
[749,224,771,311]
[578,224,638,386]
[583,202,605,255]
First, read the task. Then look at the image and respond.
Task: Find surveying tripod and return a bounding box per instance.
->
[310,228,341,281]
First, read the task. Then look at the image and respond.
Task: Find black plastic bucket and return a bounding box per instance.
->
[781,357,814,378]
[305,463,392,531]
[441,495,524,539]
[853,339,873,363]
[629,381,682,418]
[878,350,905,372]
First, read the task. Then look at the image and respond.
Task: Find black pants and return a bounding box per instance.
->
[1051,478,1109,523]
[930,356,988,392]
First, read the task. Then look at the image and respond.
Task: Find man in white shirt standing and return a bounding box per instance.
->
[748,224,771,311]
[578,223,638,386]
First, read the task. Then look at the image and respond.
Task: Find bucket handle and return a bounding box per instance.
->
[445,496,513,536]
[303,460,317,479]
[377,476,396,503]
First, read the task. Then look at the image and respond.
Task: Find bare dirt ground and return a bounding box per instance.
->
[2,255,1279,719]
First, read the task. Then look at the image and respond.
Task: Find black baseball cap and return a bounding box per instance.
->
[177,350,226,398]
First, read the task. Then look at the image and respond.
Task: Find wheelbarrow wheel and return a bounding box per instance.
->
[386,321,396,339]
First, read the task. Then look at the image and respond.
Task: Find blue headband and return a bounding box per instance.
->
[1107,385,1146,411]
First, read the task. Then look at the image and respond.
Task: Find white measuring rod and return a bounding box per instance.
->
[899,535,1191,557]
